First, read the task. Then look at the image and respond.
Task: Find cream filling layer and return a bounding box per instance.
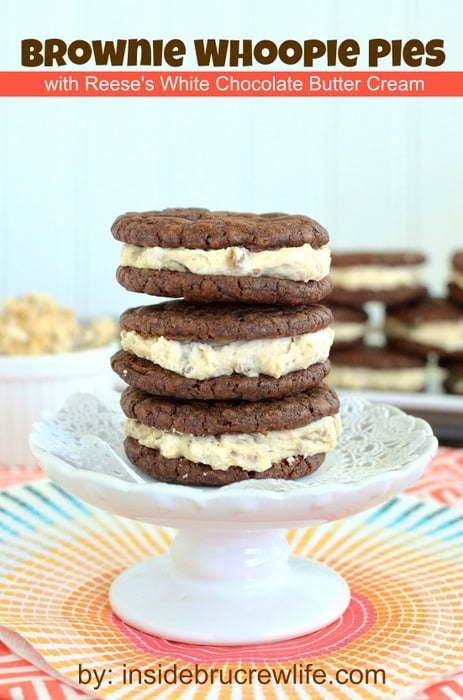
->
[451,270,463,290]
[120,243,330,282]
[386,319,463,353]
[125,414,342,472]
[120,327,334,380]
[327,366,426,391]
[330,265,422,291]
[332,322,366,343]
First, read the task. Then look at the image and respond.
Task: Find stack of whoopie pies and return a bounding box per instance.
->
[326,251,429,392]
[439,251,463,394]
[326,249,463,394]
[384,250,463,395]
[111,208,342,485]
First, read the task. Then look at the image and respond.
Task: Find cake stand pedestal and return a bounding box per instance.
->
[110,527,349,644]
[30,393,437,645]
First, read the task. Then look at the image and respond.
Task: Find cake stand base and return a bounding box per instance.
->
[109,527,350,645]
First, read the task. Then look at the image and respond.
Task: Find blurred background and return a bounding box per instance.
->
[0,0,462,318]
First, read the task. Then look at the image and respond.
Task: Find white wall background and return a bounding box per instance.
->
[0,0,462,318]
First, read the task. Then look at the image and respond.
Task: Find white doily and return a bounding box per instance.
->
[30,392,435,489]
[31,393,146,483]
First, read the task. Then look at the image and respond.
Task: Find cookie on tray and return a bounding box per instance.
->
[329,251,427,307]
[386,298,463,360]
[448,251,463,307]
[329,305,368,348]
[120,384,341,486]
[326,343,427,392]
[112,208,332,305]
[111,300,334,401]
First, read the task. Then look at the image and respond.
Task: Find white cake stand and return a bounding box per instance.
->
[30,393,437,645]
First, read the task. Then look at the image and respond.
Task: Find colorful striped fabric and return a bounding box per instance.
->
[0,639,87,699]
[0,449,462,700]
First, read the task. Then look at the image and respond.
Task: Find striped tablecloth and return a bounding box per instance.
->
[0,449,462,700]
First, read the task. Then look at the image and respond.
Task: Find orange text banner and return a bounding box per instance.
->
[0,70,462,97]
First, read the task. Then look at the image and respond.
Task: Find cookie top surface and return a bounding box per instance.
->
[120,384,339,435]
[330,343,426,369]
[120,300,333,341]
[387,297,463,324]
[331,251,426,267]
[111,208,329,250]
[451,251,463,271]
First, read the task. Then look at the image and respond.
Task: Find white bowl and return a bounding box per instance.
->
[0,342,119,468]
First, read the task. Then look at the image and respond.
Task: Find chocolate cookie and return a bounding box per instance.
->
[111,350,331,401]
[118,300,332,340]
[123,438,325,486]
[328,251,427,307]
[327,343,427,391]
[448,250,463,307]
[386,298,463,359]
[116,268,333,306]
[112,208,329,250]
[328,305,368,348]
[112,208,332,305]
[439,357,463,395]
[121,384,339,434]
[120,384,341,485]
[112,300,335,400]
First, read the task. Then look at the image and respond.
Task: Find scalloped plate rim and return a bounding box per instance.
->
[29,395,438,512]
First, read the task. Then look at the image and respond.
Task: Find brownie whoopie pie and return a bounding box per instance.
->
[328,305,368,348]
[326,343,427,392]
[385,297,463,360]
[448,251,463,308]
[120,384,341,486]
[111,300,334,401]
[439,357,463,395]
[112,208,333,305]
[328,251,427,307]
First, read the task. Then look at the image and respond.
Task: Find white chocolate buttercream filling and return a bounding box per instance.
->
[125,414,342,472]
[120,327,334,380]
[326,366,426,392]
[451,270,463,290]
[332,322,366,343]
[120,243,330,282]
[386,319,463,353]
[330,265,422,291]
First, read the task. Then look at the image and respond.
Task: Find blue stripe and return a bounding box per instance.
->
[363,497,399,524]
[24,484,76,520]
[0,518,20,538]
[443,529,463,543]
[0,505,36,532]
[0,492,53,525]
[47,483,91,515]
[0,483,91,543]
[425,512,463,536]
[386,501,424,529]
